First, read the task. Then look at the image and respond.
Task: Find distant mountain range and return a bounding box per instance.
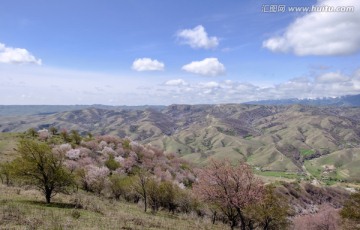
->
[0,103,359,182]
[0,94,359,116]
[0,104,165,116]
[246,94,360,107]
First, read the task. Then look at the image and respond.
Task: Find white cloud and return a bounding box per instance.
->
[132,58,164,71]
[200,81,219,88]
[182,58,225,77]
[157,69,360,103]
[2,64,360,105]
[235,83,258,91]
[164,79,188,86]
[0,65,170,105]
[177,25,219,49]
[263,0,360,56]
[0,43,42,65]
[316,72,350,83]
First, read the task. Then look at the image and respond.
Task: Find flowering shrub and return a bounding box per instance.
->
[49,133,195,206]
[83,165,110,194]
[66,149,81,160]
[38,129,50,141]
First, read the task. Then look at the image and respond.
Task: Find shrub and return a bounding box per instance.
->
[71,209,81,219]
[245,185,290,230]
[0,162,14,186]
[105,154,121,171]
[109,174,134,200]
[83,165,110,194]
[340,192,360,230]
[293,204,341,230]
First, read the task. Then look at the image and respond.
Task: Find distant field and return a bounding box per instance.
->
[300,149,315,156]
[255,171,304,180]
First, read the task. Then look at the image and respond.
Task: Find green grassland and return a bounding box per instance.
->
[0,184,227,230]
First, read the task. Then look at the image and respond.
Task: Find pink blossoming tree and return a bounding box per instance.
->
[193,160,264,230]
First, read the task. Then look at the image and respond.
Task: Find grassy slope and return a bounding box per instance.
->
[0,133,21,163]
[305,148,360,181]
[0,184,226,230]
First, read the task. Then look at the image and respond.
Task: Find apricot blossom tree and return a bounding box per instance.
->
[193,160,264,230]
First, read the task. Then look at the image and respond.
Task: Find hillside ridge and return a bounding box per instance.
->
[1,104,360,183]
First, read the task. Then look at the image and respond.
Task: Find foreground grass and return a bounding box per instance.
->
[0,185,227,230]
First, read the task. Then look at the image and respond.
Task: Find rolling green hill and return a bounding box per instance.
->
[0,104,359,182]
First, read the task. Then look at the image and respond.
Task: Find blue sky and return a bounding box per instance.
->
[1,0,359,105]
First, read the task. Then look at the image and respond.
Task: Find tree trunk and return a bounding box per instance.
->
[45,187,52,203]
[229,216,238,230]
[263,220,270,230]
[143,191,147,212]
[212,211,217,224]
[238,209,246,230]
[6,175,10,186]
[248,220,255,230]
[45,191,51,203]
[240,219,246,230]
[230,221,235,230]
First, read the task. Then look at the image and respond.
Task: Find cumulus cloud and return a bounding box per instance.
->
[182,58,225,77]
[132,58,164,71]
[177,25,219,49]
[263,0,360,56]
[164,79,188,86]
[0,43,42,65]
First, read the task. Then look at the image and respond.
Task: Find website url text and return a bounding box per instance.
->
[262,5,355,13]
